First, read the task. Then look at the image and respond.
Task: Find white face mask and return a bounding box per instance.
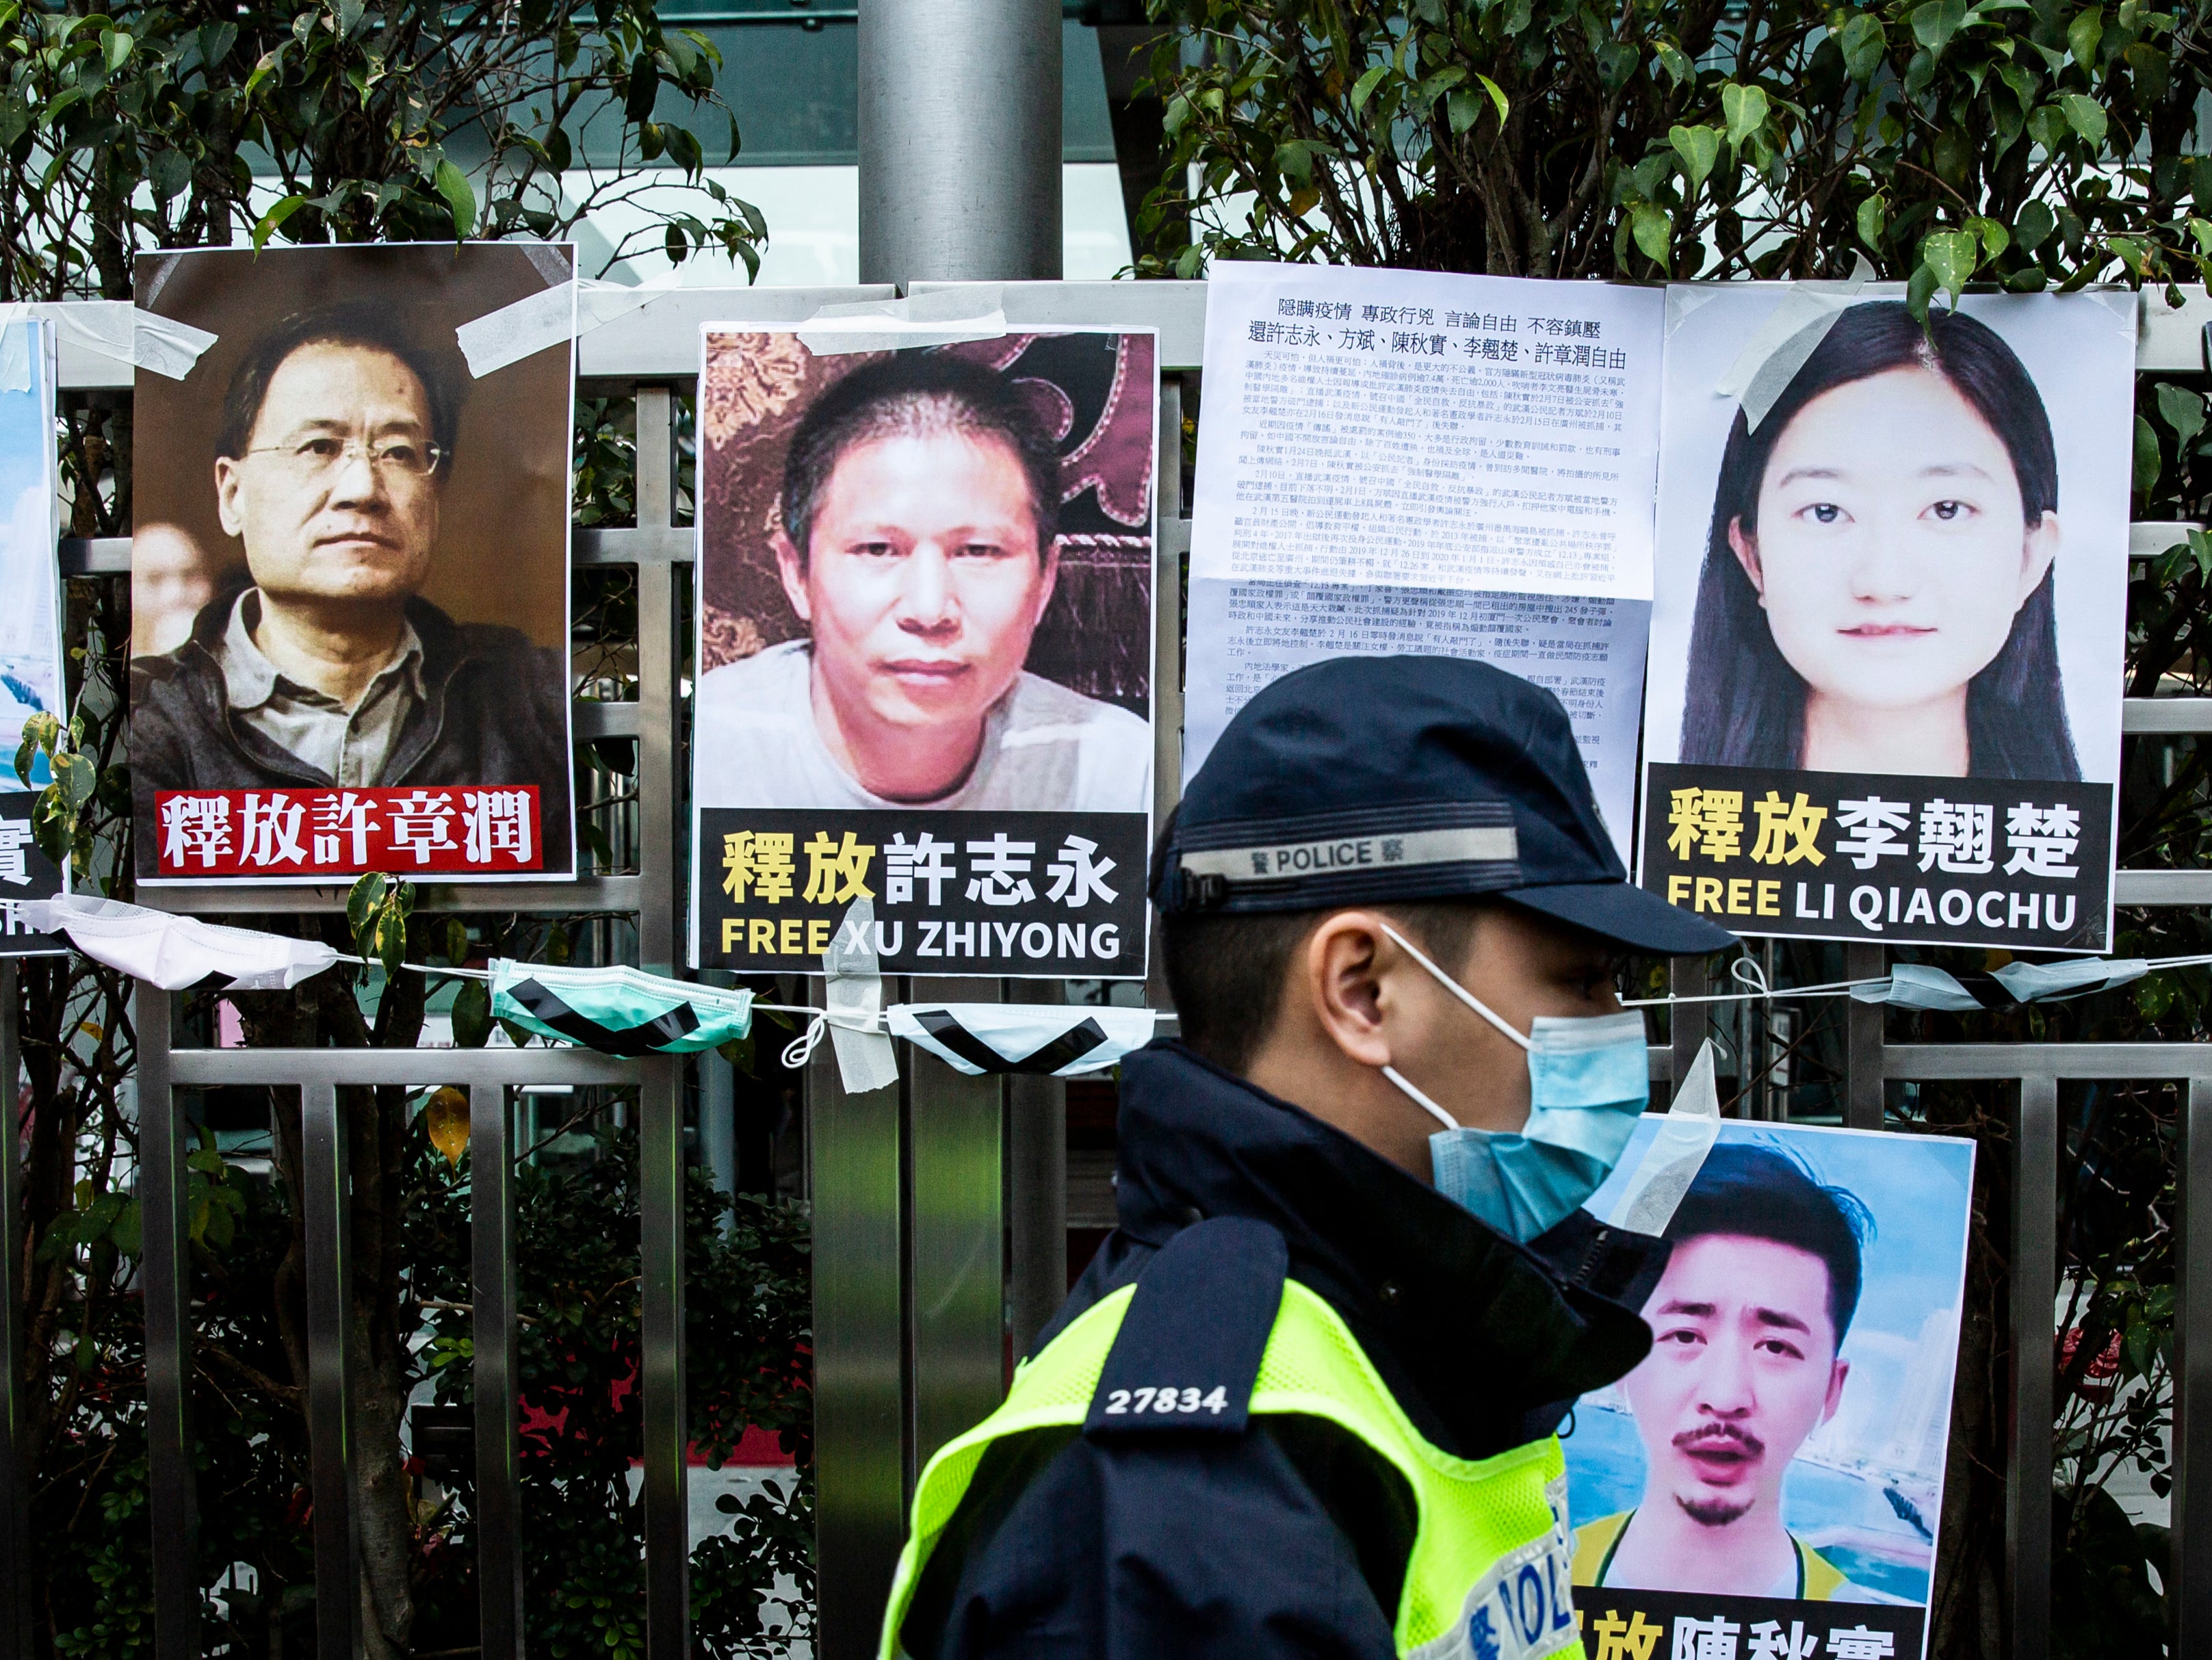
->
[1377,922,1650,1242]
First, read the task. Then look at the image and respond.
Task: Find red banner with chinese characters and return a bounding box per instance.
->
[152,787,543,879]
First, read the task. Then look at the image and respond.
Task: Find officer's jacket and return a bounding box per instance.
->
[887,1041,1671,1660]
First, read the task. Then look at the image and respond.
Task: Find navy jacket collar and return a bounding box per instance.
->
[1108,1041,1667,1458]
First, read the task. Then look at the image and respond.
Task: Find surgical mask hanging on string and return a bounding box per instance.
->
[1376,922,1650,1243]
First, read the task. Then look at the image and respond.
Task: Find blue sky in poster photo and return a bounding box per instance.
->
[0,322,57,724]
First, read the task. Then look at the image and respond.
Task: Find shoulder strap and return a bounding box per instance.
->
[1083,1216,1288,1438]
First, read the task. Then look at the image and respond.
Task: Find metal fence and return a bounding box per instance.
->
[0,278,2207,1660]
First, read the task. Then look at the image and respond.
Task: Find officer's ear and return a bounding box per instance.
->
[1299,911,1397,1069]
[773,529,812,624]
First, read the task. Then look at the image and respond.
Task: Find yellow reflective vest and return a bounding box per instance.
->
[881,1275,1588,1660]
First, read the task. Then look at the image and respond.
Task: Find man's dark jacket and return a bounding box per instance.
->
[895,1040,1671,1660]
[130,593,572,876]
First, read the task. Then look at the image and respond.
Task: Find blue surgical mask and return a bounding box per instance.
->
[1377,923,1650,1242]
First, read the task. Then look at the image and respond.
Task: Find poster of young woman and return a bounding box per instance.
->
[129,244,579,884]
[1637,287,2133,950]
[1567,1120,1976,1660]
[0,317,68,955]
[688,327,1156,978]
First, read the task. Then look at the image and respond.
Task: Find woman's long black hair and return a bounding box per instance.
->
[1679,300,2081,781]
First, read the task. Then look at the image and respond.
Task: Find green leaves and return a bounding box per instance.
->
[1910,0,1969,55]
[1838,12,1887,81]
[2134,413,2161,500]
[2060,92,2109,148]
[346,871,415,977]
[431,156,475,239]
[1669,125,1721,195]
[2157,381,2206,451]
[1720,82,1768,147]
[1630,201,1672,266]
[1920,226,1981,309]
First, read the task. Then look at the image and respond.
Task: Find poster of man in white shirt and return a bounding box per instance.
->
[690,329,1156,977]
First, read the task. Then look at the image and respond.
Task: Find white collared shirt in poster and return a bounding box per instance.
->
[1183,261,1666,860]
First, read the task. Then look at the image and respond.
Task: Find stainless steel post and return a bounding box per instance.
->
[0,961,27,1660]
[1667,956,1706,1102]
[1843,942,1886,1130]
[907,979,1006,1474]
[1006,979,1066,1361]
[638,1054,689,1659]
[2008,1075,2057,1660]
[811,1043,905,1660]
[301,1082,359,1660]
[136,984,200,1660]
[632,384,690,1660]
[857,0,1063,285]
[472,1087,524,1659]
[1146,376,1185,1020]
[2172,1078,2212,1653]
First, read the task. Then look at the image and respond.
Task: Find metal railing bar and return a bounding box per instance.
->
[575,526,695,567]
[2124,697,2212,734]
[302,1082,360,1660]
[576,702,641,738]
[2177,1080,2212,1654]
[135,985,200,1660]
[2114,870,2212,905]
[138,875,645,914]
[473,1086,526,1660]
[1843,943,1886,1130]
[0,961,27,1660]
[1886,1044,2212,1080]
[2009,1075,2058,1660]
[167,1049,640,1088]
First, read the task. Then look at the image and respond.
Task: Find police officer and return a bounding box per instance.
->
[879,656,1737,1660]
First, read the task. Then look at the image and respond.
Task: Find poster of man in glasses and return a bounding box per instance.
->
[128,244,577,883]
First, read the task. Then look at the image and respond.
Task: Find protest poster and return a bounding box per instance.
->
[129,244,579,883]
[1637,287,2135,950]
[1567,1119,1975,1660]
[1182,260,1665,859]
[688,326,1157,977]
[0,317,67,956]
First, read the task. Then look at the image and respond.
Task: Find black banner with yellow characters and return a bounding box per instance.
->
[1637,763,2111,952]
[693,809,1149,978]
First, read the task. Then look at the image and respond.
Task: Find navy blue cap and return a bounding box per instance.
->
[1151,656,1736,957]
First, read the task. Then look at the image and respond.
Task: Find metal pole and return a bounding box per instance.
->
[0,961,27,1660]
[2172,1078,2212,1653]
[1668,956,1706,1103]
[810,1040,905,1660]
[907,978,1006,1472]
[301,1082,359,1660]
[638,1054,689,1660]
[1006,979,1066,1362]
[136,983,200,1660]
[471,1087,524,1660]
[1843,942,1885,1130]
[632,383,691,1660]
[857,0,1063,284]
[2008,1074,2057,1660]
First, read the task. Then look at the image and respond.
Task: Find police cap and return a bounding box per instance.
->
[1150,656,1736,957]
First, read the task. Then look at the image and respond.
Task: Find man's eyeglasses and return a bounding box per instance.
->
[243,437,445,479]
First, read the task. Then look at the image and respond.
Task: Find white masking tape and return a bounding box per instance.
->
[456,280,580,378]
[1711,255,1876,432]
[796,286,1009,356]
[1608,1038,1722,1237]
